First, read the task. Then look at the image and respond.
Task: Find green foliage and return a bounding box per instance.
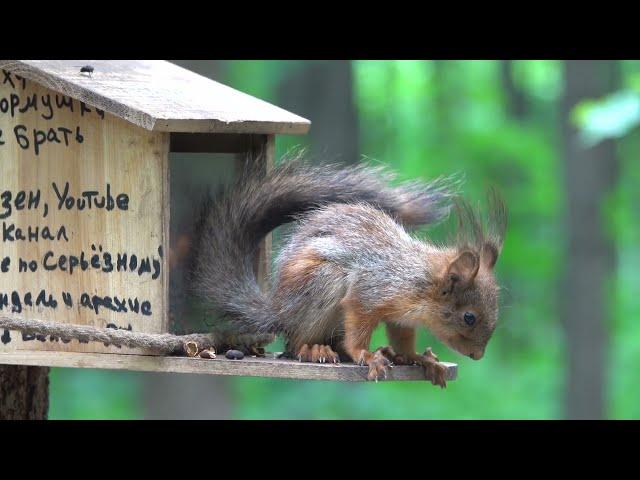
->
[49,368,143,419]
[512,60,564,102]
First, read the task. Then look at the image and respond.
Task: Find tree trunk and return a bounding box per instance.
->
[561,60,618,419]
[277,61,359,164]
[501,60,527,119]
[0,365,49,420]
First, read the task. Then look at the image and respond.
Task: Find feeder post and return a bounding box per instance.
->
[0,365,49,420]
[235,134,275,291]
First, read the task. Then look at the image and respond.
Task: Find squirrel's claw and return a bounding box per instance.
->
[419,349,447,388]
[377,346,413,368]
[372,345,445,385]
[296,344,340,364]
[423,347,440,362]
[366,349,392,382]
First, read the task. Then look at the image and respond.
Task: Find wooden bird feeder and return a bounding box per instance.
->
[0,60,457,383]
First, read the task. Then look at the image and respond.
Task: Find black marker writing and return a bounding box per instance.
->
[51,182,129,212]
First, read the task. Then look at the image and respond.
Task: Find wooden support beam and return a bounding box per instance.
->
[170,133,253,153]
[0,351,458,383]
[235,134,275,291]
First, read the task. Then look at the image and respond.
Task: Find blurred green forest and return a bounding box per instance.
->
[49,60,640,420]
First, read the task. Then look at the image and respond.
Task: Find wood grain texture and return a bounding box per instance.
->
[0,350,458,382]
[0,364,49,419]
[0,72,168,355]
[252,135,274,292]
[0,61,311,134]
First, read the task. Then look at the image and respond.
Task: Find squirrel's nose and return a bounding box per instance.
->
[468,349,484,360]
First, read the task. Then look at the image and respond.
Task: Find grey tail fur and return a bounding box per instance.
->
[188,155,458,335]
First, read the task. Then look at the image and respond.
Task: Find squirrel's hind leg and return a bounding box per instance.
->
[275,246,348,364]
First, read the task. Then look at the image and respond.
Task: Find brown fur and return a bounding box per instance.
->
[422,256,500,360]
[270,192,506,385]
[278,247,326,294]
[340,295,389,380]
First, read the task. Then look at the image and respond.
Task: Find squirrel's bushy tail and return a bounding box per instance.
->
[188,155,457,335]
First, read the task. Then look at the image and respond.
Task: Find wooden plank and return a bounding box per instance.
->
[0,70,168,355]
[251,135,274,291]
[0,350,458,382]
[160,133,170,335]
[0,61,311,135]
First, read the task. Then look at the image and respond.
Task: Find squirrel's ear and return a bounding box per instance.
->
[481,242,501,269]
[445,250,479,293]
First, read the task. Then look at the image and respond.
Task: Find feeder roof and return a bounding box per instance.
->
[0,60,311,135]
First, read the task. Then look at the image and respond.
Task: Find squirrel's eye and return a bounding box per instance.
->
[464,312,476,326]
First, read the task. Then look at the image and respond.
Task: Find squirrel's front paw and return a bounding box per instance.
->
[378,346,413,366]
[361,348,392,382]
[419,348,447,389]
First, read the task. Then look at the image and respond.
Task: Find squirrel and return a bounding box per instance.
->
[0,157,507,387]
[188,158,507,387]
